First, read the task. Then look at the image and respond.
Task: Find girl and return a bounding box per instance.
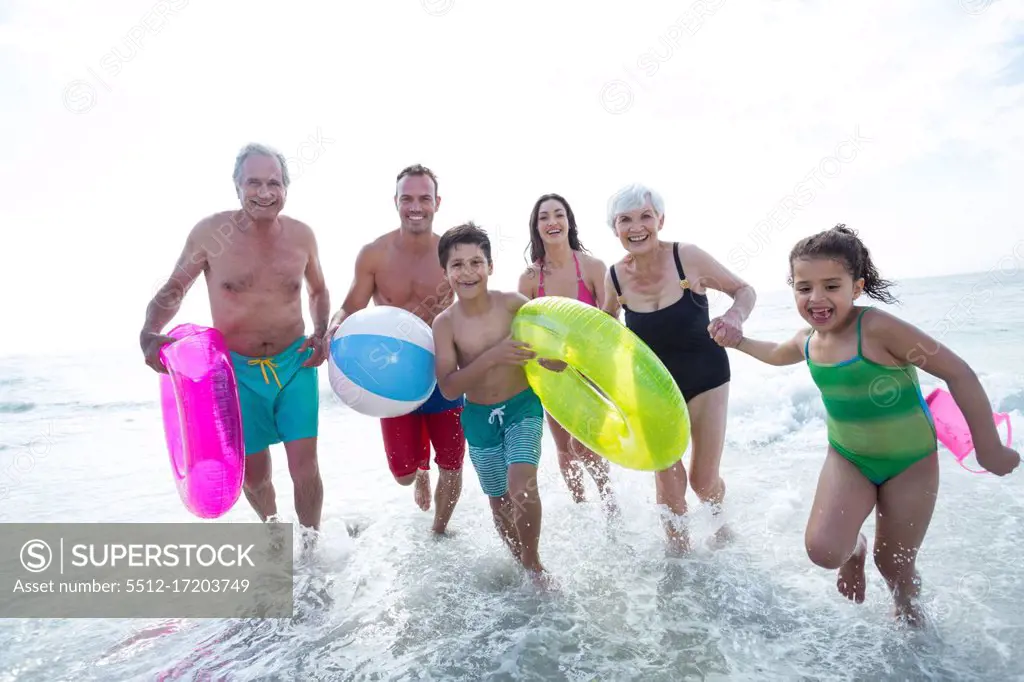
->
[517,193,617,510]
[721,223,1019,625]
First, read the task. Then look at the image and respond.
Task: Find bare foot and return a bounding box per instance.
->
[300,529,319,560]
[522,561,556,588]
[601,492,620,519]
[893,599,927,628]
[837,533,867,603]
[665,529,692,557]
[430,524,455,537]
[414,469,431,511]
[529,568,560,592]
[705,523,736,550]
[893,571,926,628]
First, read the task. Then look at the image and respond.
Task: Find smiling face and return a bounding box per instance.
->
[444,242,492,301]
[236,154,286,220]
[612,201,664,255]
[536,198,570,248]
[790,256,864,331]
[395,173,439,235]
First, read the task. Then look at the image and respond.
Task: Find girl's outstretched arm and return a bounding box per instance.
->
[869,309,1020,476]
[732,328,810,366]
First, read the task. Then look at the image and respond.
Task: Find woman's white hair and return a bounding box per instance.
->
[606,183,665,229]
[233,142,290,189]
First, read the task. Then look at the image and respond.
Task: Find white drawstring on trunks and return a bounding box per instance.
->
[488,406,506,427]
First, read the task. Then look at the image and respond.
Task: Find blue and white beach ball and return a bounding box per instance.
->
[328,306,438,418]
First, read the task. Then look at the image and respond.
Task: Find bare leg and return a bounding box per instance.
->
[655,460,690,555]
[546,413,586,503]
[284,437,323,531]
[432,467,462,534]
[875,453,939,627]
[804,447,878,604]
[242,449,278,521]
[508,463,545,574]
[380,414,431,510]
[425,410,466,533]
[686,384,731,545]
[488,495,522,561]
[572,439,615,504]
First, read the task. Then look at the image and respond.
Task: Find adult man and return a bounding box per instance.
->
[140,143,329,533]
[324,164,465,535]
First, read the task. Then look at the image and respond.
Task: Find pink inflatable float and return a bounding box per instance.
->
[158,323,245,518]
[925,387,1013,475]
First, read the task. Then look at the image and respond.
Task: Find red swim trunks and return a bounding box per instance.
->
[379,407,466,479]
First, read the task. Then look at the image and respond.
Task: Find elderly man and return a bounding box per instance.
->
[140,143,329,533]
[324,164,465,535]
[602,183,757,553]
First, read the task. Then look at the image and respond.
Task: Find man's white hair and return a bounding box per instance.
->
[606,183,665,229]
[233,142,290,188]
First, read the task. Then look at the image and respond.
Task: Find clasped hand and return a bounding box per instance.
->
[708,310,743,347]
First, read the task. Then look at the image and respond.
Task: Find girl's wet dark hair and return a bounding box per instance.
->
[524,193,589,265]
[788,223,898,304]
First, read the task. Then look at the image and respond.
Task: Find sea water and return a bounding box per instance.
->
[1,269,1023,681]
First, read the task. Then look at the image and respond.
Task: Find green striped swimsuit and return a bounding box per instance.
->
[805,308,937,485]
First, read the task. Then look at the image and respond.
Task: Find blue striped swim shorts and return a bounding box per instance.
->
[460,387,544,498]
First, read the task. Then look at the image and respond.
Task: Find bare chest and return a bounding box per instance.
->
[452,309,511,365]
[374,255,451,319]
[618,269,687,311]
[209,241,308,296]
[540,265,586,298]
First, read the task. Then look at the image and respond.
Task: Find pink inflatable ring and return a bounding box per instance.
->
[158,323,245,518]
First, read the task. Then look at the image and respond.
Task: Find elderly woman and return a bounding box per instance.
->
[601,183,756,553]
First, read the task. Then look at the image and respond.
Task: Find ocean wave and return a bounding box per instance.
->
[0,401,35,414]
[997,389,1024,415]
[0,400,158,416]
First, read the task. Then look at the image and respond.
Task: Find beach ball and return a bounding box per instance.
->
[328,306,437,418]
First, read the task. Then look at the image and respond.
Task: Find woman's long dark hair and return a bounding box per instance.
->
[524,193,589,265]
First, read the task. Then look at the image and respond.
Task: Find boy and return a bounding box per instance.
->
[431,221,548,579]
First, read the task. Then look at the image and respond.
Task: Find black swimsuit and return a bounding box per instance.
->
[609,243,731,403]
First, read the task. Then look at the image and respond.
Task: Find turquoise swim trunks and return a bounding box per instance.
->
[230,336,319,456]
[460,387,544,498]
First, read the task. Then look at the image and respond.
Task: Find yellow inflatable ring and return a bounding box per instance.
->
[511,296,690,471]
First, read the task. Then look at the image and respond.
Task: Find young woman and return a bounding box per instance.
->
[517,193,616,510]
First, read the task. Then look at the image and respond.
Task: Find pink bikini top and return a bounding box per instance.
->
[537,252,597,307]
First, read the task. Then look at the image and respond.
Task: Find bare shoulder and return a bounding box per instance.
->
[578,251,608,277]
[578,251,608,269]
[192,210,237,236]
[793,326,814,351]
[605,256,628,281]
[432,305,453,330]
[280,215,314,235]
[501,290,530,313]
[858,306,908,336]
[519,263,540,284]
[355,233,393,264]
[675,241,705,260]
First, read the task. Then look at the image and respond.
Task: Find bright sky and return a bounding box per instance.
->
[1,0,1022,357]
